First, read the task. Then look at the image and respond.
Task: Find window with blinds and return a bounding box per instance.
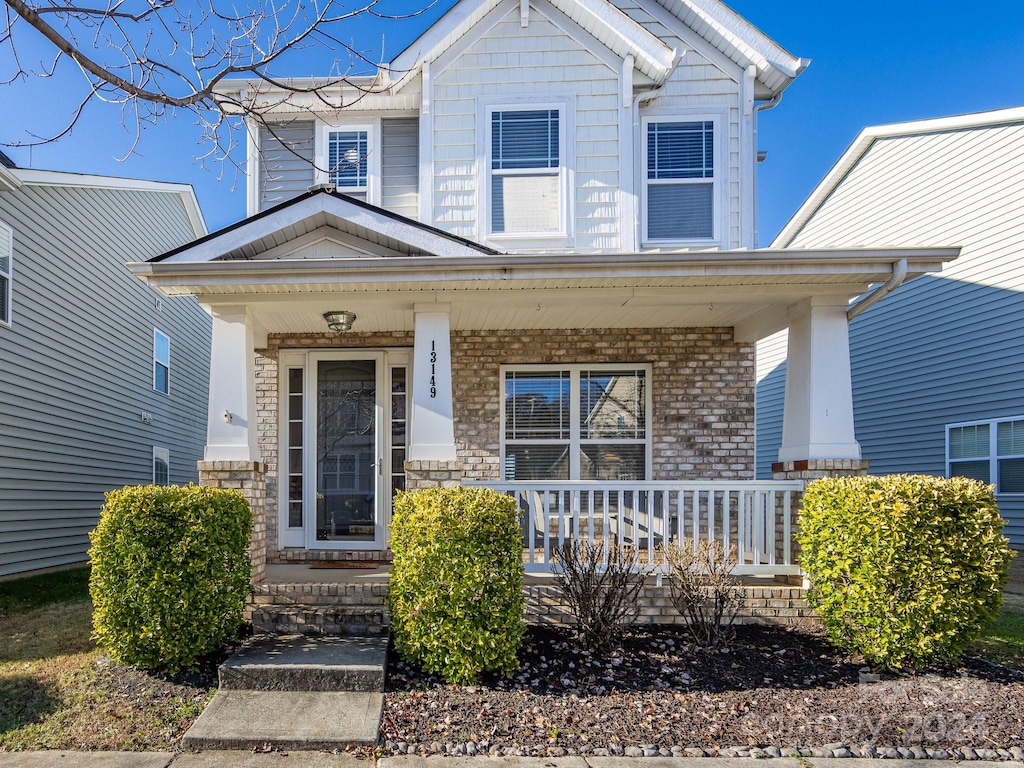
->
[948,417,1024,493]
[645,120,714,241]
[328,130,369,198]
[503,366,649,481]
[0,220,11,324]
[490,109,560,234]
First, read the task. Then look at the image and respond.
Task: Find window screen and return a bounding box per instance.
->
[328,130,368,191]
[153,448,170,485]
[646,121,714,240]
[491,109,560,234]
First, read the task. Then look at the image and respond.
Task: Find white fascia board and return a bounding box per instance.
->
[773,107,1024,248]
[391,0,673,89]
[14,168,207,237]
[0,164,22,192]
[132,246,959,288]
[652,0,806,93]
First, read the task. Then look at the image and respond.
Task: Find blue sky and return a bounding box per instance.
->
[3,0,1024,244]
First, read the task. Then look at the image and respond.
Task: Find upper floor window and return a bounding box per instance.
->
[643,118,716,243]
[948,417,1024,494]
[315,122,380,203]
[154,329,170,394]
[502,365,650,481]
[0,220,11,325]
[487,105,566,237]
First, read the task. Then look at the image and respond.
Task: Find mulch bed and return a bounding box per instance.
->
[381,624,1024,758]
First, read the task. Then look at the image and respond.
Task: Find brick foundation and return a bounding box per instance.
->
[771,459,870,480]
[404,459,463,490]
[198,460,268,585]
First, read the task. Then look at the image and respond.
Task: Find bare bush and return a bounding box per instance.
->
[661,538,742,648]
[552,540,651,654]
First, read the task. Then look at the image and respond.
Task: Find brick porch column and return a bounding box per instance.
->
[198,460,267,585]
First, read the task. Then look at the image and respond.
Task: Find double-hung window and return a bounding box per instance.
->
[948,417,1024,493]
[153,329,170,394]
[316,122,379,202]
[644,118,716,242]
[489,107,563,235]
[0,220,11,325]
[502,365,650,481]
[153,447,170,485]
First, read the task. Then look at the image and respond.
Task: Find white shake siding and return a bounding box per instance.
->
[0,184,210,576]
[756,120,1024,546]
[431,9,621,249]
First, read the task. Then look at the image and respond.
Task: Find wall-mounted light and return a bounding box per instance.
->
[224,410,233,423]
[324,310,357,333]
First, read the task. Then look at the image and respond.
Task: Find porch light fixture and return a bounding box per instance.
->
[324,310,357,333]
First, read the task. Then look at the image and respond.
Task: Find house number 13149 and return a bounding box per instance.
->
[430,341,437,398]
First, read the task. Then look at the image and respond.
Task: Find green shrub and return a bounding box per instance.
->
[89,484,253,672]
[388,486,525,683]
[799,474,1015,670]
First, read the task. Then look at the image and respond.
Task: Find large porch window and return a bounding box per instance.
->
[501,365,650,481]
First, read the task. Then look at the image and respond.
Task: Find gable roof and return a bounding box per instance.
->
[151,187,501,263]
[389,0,805,94]
[774,106,1024,248]
[389,0,675,86]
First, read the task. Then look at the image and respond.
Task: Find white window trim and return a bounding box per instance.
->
[153,328,170,395]
[0,219,11,327]
[478,96,575,246]
[640,111,725,248]
[946,415,1024,495]
[314,119,382,205]
[500,363,652,481]
[153,447,170,485]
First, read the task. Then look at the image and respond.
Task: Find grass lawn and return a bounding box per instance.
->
[970,592,1024,671]
[0,568,215,751]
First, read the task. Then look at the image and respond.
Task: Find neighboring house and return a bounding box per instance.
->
[756,107,1024,549]
[0,153,211,578]
[131,0,957,579]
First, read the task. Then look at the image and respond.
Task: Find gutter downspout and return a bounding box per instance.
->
[847,258,908,320]
[632,49,687,249]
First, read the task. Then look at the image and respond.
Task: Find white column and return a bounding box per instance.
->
[778,297,861,462]
[408,305,457,461]
[204,305,260,462]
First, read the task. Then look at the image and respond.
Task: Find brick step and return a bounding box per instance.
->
[251,604,390,636]
[220,634,388,692]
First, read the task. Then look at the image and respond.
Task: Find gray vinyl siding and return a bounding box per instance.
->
[757,120,1024,548]
[258,121,316,211]
[381,117,419,220]
[0,183,210,577]
[754,329,787,480]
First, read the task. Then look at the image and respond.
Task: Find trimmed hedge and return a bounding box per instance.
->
[89,484,253,672]
[799,474,1014,670]
[388,486,525,683]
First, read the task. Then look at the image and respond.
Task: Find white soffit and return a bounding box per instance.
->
[773,106,1024,248]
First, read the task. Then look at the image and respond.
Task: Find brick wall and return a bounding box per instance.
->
[255,328,754,562]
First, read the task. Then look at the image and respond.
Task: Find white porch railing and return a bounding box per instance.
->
[469,481,805,576]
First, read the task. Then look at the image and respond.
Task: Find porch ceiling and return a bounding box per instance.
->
[130,247,958,341]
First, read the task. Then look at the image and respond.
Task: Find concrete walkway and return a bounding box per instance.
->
[0,755,1021,768]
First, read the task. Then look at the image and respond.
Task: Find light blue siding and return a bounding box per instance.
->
[0,182,210,577]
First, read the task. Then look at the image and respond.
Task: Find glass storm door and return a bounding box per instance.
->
[307,352,384,549]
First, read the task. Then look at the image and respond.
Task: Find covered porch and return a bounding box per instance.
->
[129,189,957,588]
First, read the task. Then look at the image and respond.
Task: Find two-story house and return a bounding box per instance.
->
[130,0,956,591]
[0,153,211,578]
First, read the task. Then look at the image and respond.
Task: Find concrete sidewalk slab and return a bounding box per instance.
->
[0,753,171,768]
[181,690,383,750]
[171,751,367,767]
[219,634,388,692]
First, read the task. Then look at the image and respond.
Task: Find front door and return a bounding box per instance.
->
[278,349,409,551]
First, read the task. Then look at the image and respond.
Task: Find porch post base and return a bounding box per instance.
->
[198,460,267,586]
[404,459,463,490]
[770,458,870,480]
